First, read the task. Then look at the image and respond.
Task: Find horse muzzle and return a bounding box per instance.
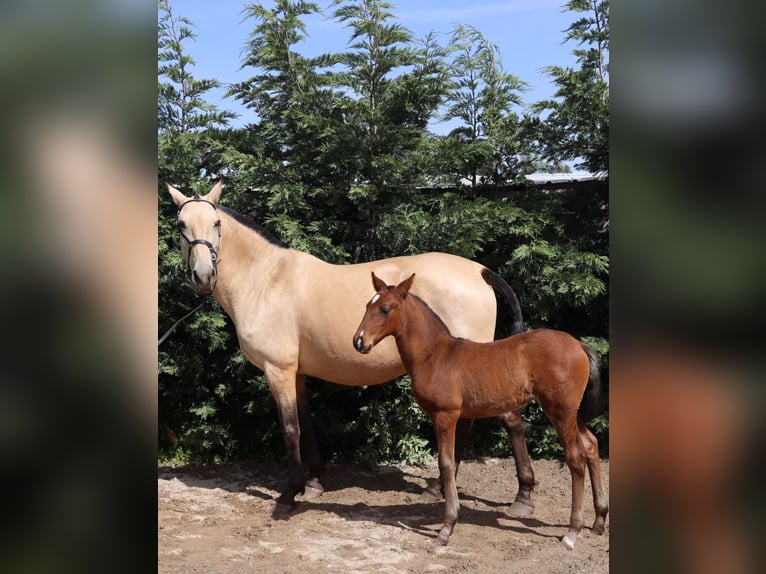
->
[191,267,217,295]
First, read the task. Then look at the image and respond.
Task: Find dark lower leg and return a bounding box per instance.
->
[296,375,324,497]
[499,410,536,515]
[274,418,305,515]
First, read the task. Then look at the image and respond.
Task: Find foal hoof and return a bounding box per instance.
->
[271,500,296,519]
[507,500,535,518]
[560,532,578,550]
[298,484,324,501]
[419,479,443,502]
[434,532,450,546]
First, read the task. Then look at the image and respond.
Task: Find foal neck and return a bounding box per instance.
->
[395,295,453,366]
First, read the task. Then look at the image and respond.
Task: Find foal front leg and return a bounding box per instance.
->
[421,417,472,501]
[433,410,461,545]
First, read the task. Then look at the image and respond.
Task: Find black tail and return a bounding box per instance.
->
[481,267,525,336]
[579,343,602,422]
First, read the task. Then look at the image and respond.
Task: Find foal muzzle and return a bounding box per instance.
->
[354,333,372,354]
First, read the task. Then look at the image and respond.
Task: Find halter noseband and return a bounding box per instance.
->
[177,197,220,271]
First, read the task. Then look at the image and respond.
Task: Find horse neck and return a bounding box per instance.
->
[213,210,289,314]
[394,295,453,370]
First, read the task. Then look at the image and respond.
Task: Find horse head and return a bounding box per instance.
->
[353,272,415,354]
[167,181,223,295]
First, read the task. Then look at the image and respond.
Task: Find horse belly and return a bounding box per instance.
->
[298,336,405,387]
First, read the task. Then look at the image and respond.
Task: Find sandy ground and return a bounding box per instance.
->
[158,457,609,573]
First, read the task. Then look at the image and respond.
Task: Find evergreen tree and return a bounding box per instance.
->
[532,0,609,172]
[438,25,529,187]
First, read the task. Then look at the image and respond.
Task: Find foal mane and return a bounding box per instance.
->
[217,205,289,249]
[409,293,454,337]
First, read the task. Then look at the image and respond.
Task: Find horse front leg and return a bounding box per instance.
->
[432,410,461,545]
[265,363,305,517]
[295,374,324,500]
[499,410,536,517]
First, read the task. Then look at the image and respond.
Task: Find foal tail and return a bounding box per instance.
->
[480,268,525,336]
[579,343,603,422]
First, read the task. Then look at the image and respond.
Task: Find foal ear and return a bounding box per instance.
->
[204,179,223,205]
[167,184,189,208]
[371,272,387,292]
[397,273,416,298]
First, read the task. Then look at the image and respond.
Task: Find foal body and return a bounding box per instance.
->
[354,273,608,548]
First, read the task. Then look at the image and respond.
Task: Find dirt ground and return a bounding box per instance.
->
[158,457,609,573]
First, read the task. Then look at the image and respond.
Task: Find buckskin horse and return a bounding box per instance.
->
[353,273,608,548]
[166,181,536,516]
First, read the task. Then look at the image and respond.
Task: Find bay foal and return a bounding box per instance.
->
[353,273,608,548]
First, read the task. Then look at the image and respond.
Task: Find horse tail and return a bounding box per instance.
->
[579,343,603,422]
[480,267,525,336]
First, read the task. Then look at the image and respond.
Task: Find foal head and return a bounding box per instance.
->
[353,272,415,354]
[167,180,223,295]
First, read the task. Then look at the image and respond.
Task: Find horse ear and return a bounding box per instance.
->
[204,179,223,204]
[167,184,189,208]
[397,273,416,298]
[371,272,387,292]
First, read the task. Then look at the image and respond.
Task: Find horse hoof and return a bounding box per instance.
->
[434,533,450,546]
[560,532,577,550]
[507,500,535,518]
[435,525,452,545]
[298,484,324,501]
[591,522,606,535]
[271,501,296,519]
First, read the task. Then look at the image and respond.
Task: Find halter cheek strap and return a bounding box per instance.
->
[176,197,220,270]
[179,233,219,267]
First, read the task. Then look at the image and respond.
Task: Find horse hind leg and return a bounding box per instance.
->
[579,419,608,534]
[295,374,325,501]
[499,410,536,517]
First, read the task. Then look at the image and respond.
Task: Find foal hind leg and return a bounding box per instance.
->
[543,406,588,550]
[579,419,608,534]
[432,410,461,545]
[296,374,324,500]
[499,410,536,517]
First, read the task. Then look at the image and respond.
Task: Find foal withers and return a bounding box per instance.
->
[353,273,608,548]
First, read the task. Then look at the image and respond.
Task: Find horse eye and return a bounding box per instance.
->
[214,220,221,229]
[380,305,390,316]
[176,220,186,230]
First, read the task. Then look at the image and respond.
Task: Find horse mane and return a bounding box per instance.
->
[217,205,289,249]
[410,293,454,337]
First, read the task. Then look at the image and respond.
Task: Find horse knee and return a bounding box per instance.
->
[283,421,300,449]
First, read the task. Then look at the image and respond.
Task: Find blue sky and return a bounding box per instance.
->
[169,0,580,131]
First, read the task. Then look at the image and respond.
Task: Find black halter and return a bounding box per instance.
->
[177,197,220,270]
